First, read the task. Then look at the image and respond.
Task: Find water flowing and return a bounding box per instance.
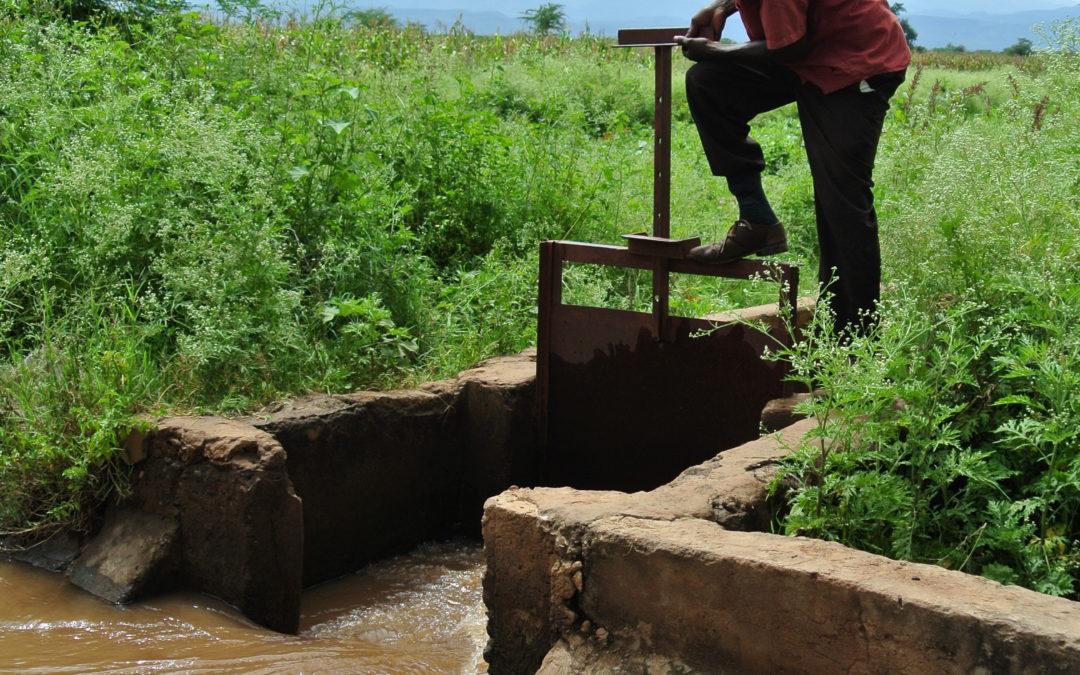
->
[0,540,487,674]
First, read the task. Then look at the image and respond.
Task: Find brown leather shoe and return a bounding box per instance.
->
[688,220,788,264]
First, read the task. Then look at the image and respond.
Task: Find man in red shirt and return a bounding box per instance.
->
[675,0,910,335]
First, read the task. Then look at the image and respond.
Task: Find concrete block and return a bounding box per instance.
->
[581,519,1080,674]
[484,416,1080,674]
[68,507,179,604]
[251,388,464,586]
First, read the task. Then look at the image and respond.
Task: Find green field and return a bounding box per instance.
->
[1,6,1077,597]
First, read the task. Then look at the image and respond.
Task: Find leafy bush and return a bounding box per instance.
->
[3,0,186,23]
[0,10,667,534]
[771,30,1080,598]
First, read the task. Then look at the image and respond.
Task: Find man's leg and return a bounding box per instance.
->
[685,60,797,176]
[796,72,904,336]
[685,60,799,262]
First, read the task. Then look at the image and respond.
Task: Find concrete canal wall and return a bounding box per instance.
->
[12,349,539,634]
[481,418,1080,673]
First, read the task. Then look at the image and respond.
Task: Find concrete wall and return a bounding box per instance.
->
[246,351,539,586]
[248,387,465,587]
[31,295,1079,671]
[42,350,538,633]
[482,417,1080,673]
[72,417,304,633]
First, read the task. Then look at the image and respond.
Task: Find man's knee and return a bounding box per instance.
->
[685,61,710,96]
[685,61,737,109]
[686,60,735,89]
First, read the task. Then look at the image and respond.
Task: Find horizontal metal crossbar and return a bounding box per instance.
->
[548,240,796,284]
[616,27,688,46]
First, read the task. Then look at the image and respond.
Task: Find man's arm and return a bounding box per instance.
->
[675,34,810,63]
[678,0,811,64]
[685,0,737,41]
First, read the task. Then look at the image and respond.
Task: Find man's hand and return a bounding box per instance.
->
[685,0,736,40]
[677,0,811,66]
[675,36,731,61]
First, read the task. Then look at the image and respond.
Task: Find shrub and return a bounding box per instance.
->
[771,29,1080,597]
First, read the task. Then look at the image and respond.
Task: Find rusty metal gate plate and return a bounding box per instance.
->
[538,244,797,491]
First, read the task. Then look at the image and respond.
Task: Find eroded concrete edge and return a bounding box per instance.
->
[73,415,305,633]
[579,518,1080,674]
[46,350,538,633]
[483,417,1080,674]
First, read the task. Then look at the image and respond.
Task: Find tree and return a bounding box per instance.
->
[1003,37,1034,56]
[520,3,566,36]
[217,0,279,22]
[347,7,399,29]
[889,2,918,50]
[34,0,185,22]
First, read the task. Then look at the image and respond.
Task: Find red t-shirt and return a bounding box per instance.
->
[735,0,911,93]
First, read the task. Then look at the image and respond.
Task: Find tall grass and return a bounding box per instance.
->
[0,8,679,534]
[772,18,1080,598]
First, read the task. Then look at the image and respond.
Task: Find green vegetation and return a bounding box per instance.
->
[345,7,399,30]
[1004,37,1035,57]
[0,3,724,535]
[1,3,1077,601]
[770,19,1080,599]
[13,0,186,23]
[519,3,567,36]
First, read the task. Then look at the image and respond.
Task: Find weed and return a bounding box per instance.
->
[769,22,1080,595]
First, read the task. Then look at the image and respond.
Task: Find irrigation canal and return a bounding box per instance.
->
[0,540,487,674]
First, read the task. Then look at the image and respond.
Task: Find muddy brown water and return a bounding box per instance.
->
[0,540,487,674]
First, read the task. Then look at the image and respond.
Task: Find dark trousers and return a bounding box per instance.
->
[685,60,904,335]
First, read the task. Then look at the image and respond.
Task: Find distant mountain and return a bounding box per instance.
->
[897,0,1078,17]
[907,9,1076,51]
[279,1,1080,51]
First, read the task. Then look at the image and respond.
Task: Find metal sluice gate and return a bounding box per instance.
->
[537,28,799,491]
